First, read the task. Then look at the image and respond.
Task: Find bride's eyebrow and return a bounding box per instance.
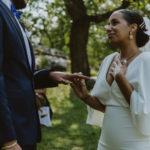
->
[111,18,119,22]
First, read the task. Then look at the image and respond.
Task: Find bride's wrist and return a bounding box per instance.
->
[115,72,124,80]
[82,94,91,102]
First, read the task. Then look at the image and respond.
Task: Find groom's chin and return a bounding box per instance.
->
[12,0,28,9]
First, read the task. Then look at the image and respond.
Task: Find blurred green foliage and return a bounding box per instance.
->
[37,85,101,150]
[21,0,150,72]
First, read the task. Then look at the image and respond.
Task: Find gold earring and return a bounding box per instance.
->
[129,31,133,40]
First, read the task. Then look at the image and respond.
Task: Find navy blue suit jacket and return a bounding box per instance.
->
[0,1,57,147]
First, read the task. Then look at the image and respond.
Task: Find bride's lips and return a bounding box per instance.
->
[108,33,115,38]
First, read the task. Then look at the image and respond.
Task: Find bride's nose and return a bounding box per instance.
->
[105,25,112,32]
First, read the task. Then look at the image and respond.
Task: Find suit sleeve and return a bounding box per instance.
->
[34,69,58,89]
[0,16,17,145]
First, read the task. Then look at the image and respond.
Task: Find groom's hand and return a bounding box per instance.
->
[49,71,89,85]
[2,140,22,150]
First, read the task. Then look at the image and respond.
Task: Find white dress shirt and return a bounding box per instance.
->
[1,0,32,68]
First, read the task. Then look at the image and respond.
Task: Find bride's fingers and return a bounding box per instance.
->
[110,66,115,72]
[73,79,88,93]
[71,83,79,92]
[73,78,80,86]
[71,83,83,97]
[109,71,113,76]
[113,60,122,69]
[80,79,88,91]
[115,59,121,65]
[112,60,119,68]
[113,61,117,66]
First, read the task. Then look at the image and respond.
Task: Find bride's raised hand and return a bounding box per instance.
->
[71,79,89,100]
[109,56,128,79]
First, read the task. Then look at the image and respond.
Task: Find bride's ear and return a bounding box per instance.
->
[130,23,138,33]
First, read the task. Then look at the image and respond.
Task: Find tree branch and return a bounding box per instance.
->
[64,0,87,20]
[87,0,131,23]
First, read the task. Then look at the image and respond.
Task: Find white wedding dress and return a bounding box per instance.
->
[87,52,150,150]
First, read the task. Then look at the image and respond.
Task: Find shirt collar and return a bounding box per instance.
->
[1,0,12,10]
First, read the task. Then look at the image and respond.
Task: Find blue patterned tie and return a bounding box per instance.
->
[11,3,23,20]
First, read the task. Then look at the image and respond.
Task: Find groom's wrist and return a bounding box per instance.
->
[2,141,17,150]
[2,140,17,147]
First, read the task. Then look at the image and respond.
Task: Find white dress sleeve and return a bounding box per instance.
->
[86,57,107,127]
[130,54,150,136]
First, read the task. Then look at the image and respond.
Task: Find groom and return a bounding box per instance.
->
[0,0,88,150]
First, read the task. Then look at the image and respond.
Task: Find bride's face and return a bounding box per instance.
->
[11,0,28,9]
[106,11,131,46]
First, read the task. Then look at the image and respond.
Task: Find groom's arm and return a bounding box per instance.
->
[34,69,89,89]
[34,69,58,89]
[0,16,17,146]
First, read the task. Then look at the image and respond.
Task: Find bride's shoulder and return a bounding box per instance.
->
[139,52,150,64]
[140,52,150,59]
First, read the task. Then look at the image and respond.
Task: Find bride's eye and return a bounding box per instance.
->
[111,20,119,26]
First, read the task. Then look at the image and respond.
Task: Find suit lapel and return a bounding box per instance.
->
[29,41,35,72]
[21,25,35,72]
[0,1,33,73]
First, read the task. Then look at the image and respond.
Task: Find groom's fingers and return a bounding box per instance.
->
[59,79,72,84]
[72,73,89,80]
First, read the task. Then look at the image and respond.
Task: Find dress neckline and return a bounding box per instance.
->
[105,51,144,88]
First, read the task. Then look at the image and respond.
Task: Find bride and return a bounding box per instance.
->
[71,9,150,150]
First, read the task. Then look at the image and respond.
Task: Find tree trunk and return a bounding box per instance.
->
[65,0,131,76]
[70,18,90,76]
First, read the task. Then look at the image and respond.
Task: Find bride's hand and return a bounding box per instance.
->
[109,56,128,79]
[71,79,89,100]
